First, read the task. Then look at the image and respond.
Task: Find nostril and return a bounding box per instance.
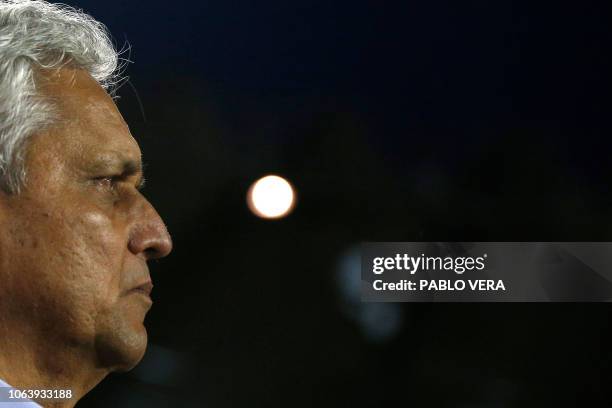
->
[128,203,173,259]
[128,225,172,260]
[155,232,173,259]
[144,247,158,260]
[143,235,172,260]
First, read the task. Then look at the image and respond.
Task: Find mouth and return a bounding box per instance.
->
[128,281,153,298]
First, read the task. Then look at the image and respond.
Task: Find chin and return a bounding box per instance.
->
[94,311,149,371]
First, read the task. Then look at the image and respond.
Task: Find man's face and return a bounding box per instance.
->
[0,68,172,371]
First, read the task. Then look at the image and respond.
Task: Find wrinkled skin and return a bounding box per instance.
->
[0,67,172,407]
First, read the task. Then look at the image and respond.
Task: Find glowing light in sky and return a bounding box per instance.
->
[247,175,296,219]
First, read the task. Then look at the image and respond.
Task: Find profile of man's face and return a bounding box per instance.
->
[0,67,172,373]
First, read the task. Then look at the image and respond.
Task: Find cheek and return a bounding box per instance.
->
[16,207,128,314]
[61,210,129,301]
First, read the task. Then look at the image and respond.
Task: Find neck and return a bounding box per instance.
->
[0,317,108,408]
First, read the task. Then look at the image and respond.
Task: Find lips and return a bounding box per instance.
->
[129,281,153,297]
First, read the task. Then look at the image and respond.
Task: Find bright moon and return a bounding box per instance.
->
[247,175,296,219]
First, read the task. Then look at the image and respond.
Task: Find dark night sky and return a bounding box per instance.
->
[66,0,612,181]
[72,1,612,120]
[48,1,612,407]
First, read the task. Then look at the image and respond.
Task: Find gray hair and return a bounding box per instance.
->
[0,0,122,193]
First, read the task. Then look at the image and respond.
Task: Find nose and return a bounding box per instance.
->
[128,201,173,261]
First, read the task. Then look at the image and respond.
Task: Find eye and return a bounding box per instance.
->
[93,175,120,190]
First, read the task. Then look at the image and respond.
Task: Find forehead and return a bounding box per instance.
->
[37,67,141,161]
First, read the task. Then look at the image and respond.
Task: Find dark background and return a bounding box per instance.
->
[55,0,612,406]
